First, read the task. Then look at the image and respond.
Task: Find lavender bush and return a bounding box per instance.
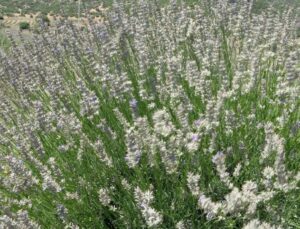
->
[0,0,299,228]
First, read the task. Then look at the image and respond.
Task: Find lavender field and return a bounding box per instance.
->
[0,0,299,228]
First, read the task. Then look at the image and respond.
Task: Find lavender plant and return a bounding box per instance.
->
[0,0,299,228]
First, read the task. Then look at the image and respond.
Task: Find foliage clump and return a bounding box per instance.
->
[19,21,30,30]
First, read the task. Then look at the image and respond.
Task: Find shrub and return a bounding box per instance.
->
[0,1,299,228]
[19,21,30,30]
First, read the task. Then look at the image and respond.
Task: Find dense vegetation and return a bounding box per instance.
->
[0,0,299,228]
[0,0,105,16]
[0,0,299,16]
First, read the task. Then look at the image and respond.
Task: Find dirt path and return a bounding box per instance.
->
[0,9,105,42]
[1,4,107,28]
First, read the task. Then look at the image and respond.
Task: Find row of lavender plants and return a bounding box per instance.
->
[0,0,299,228]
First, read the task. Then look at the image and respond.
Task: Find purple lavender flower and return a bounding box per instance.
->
[130,99,138,109]
[194,119,202,126]
[212,151,224,164]
[191,134,199,142]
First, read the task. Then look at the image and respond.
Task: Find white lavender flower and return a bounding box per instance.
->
[125,127,142,168]
[56,204,69,221]
[187,172,201,196]
[176,220,186,229]
[153,109,175,137]
[134,187,163,227]
[98,188,111,207]
[243,219,280,229]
